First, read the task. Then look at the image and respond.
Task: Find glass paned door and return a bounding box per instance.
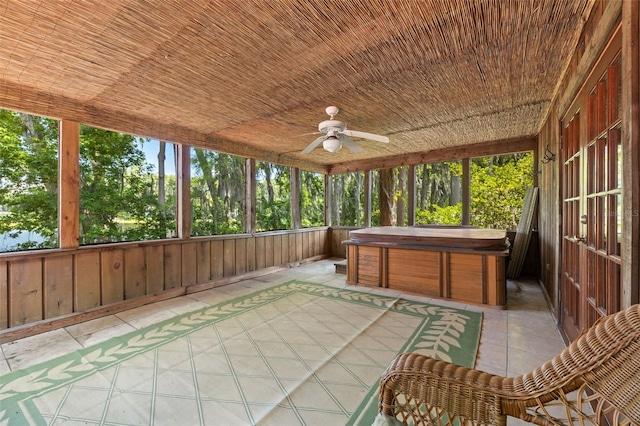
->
[561,114,583,341]
[561,52,622,341]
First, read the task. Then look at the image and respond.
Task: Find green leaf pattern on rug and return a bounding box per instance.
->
[411,309,472,362]
[0,280,481,420]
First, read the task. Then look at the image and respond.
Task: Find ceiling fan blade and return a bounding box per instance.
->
[288,131,321,139]
[343,129,389,143]
[302,135,327,154]
[338,135,363,153]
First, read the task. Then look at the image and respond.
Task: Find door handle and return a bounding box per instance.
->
[573,235,585,243]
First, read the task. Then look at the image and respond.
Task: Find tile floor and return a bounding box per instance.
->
[0,259,566,425]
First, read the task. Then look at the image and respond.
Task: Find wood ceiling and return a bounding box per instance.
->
[0,0,594,173]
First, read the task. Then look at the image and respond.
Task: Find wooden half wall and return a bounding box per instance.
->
[0,227,331,342]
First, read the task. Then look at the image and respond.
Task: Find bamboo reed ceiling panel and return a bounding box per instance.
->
[0,0,594,171]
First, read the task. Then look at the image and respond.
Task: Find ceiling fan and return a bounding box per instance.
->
[302,106,389,154]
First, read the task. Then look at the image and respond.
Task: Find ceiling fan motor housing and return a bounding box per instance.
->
[318,119,346,135]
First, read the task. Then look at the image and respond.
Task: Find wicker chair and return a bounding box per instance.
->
[378,304,640,425]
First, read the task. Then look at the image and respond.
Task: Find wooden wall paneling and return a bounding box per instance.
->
[211,240,224,280]
[448,253,484,304]
[281,235,289,265]
[346,245,357,283]
[235,238,247,275]
[387,248,440,296]
[355,245,380,287]
[9,258,43,326]
[288,234,296,262]
[181,242,198,287]
[0,261,7,329]
[440,252,449,298]
[485,255,506,306]
[332,229,349,257]
[223,239,236,277]
[75,252,101,310]
[537,107,560,312]
[296,232,303,261]
[311,230,319,256]
[380,247,388,288]
[163,244,182,289]
[265,235,274,267]
[331,230,341,256]
[322,229,330,254]
[124,247,145,300]
[101,249,124,305]
[196,241,211,283]
[302,231,309,259]
[273,235,282,266]
[246,237,256,272]
[255,237,266,270]
[44,255,73,318]
[145,245,164,294]
[306,231,313,258]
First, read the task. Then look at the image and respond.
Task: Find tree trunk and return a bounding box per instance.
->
[420,164,428,209]
[396,167,406,226]
[158,141,166,206]
[355,173,362,226]
[263,164,274,204]
[194,149,217,203]
[450,175,461,205]
[379,168,395,226]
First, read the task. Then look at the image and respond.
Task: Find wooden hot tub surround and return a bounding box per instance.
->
[345,226,509,308]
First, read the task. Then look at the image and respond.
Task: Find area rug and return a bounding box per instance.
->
[0,280,482,426]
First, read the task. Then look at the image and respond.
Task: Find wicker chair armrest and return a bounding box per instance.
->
[379,352,508,426]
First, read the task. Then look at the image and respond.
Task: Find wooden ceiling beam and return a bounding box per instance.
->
[327,136,538,174]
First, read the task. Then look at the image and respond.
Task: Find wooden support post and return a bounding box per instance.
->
[462,158,470,226]
[176,145,191,238]
[364,170,372,227]
[622,0,640,306]
[325,174,332,226]
[245,158,256,234]
[407,165,416,226]
[291,167,301,229]
[59,120,80,248]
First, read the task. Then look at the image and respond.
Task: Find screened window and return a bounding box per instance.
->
[331,172,364,226]
[79,128,177,244]
[470,152,533,230]
[191,149,245,235]
[0,109,59,252]
[415,161,462,225]
[300,170,325,227]
[256,162,290,231]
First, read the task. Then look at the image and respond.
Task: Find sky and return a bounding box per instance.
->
[140,139,176,175]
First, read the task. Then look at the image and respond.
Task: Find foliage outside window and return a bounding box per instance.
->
[300,170,324,227]
[0,110,59,252]
[415,161,462,225]
[470,152,533,230]
[79,129,177,244]
[331,172,364,226]
[191,149,245,235]
[256,162,290,231]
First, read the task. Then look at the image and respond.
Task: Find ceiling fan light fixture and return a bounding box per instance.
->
[323,136,342,153]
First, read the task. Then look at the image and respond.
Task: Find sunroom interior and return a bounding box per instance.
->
[1,1,639,425]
